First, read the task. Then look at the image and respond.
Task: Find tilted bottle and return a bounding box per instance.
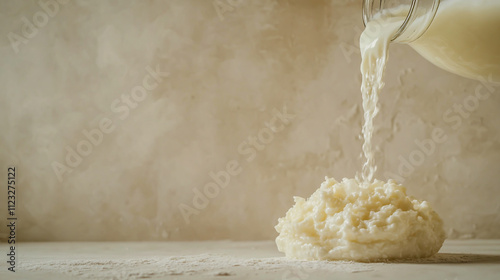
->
[363,0,500,83]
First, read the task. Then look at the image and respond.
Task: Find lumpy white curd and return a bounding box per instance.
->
[275,177,445,261]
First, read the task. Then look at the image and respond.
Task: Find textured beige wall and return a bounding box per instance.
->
[0,0,499,242]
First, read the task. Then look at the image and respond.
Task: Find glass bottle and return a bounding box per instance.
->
[362,0,500,83]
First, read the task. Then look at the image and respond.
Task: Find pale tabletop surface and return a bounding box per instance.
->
[1,240,500,280]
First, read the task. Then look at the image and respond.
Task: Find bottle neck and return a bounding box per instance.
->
[362,0,440,43]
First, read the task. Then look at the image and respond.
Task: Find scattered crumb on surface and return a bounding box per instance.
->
[21,254,377,280]
[13,241,500,280]
[214,271,233,276]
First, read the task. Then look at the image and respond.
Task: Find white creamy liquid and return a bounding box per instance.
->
[411,0,500,82]
[359,14,402,183]
[273,3,462,261]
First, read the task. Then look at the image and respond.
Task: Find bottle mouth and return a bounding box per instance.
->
[362,0,440,43]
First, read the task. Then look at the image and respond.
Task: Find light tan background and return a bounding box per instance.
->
[0,0,499,241]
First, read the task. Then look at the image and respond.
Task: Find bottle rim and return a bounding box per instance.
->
[362,0,440,42]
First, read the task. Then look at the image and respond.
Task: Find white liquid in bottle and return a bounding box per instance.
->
[411,0,500,82]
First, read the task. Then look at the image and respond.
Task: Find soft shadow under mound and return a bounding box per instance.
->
[386,253,500,264]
